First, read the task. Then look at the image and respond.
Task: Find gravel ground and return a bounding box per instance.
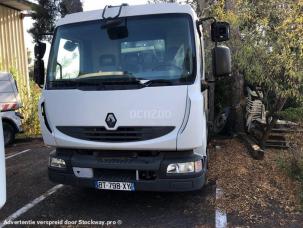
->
[208,138,303,227]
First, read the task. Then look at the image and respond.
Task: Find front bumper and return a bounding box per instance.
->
[49,171,205,192]
[48,149,207,192]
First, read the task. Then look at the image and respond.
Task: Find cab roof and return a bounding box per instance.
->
[56,3,197,27]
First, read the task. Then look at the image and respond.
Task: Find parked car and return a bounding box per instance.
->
[1,111,23,146]
[0,72,22,146]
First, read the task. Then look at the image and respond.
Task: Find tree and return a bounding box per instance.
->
[29,0,59,42]
[29,0,83,42]
[59,0,83,18]
[209,0,303,147]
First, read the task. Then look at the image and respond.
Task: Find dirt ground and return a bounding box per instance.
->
[208,137,303,226]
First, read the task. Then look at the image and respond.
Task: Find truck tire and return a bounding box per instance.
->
[3,122,15,146]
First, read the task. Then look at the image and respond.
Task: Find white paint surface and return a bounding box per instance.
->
[215,187,227,228]
[5,149,31,160]
[0,185,63,228]
[0,114,6,209]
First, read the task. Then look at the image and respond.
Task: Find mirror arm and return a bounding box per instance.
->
[201,80,208,92]
[198,17,218,47]
[198,17,216,26]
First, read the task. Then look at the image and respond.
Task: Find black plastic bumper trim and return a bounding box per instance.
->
[48,169,206,192]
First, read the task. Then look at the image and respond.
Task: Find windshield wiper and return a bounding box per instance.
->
[76,72,147,87]
[48,77,143,90]
[77,71,134,79]
[48,77,181,90]
[139,79,179,87]
[48,80,104,89]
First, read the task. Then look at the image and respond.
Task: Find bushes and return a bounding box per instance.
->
[21,81,41,137]
[279,108,303,123]
[5,67,42,137]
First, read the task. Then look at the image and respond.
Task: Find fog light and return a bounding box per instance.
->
[195,160,202,172]
[167,162,195,174]
[49,157,66,169]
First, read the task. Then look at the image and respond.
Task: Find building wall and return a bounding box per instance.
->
[0,4,29,96]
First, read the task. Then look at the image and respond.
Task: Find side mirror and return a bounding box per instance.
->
[34,42,46,87]
[34,42,46,59]
[34,59,45,87]
[212,46,231,77]
[211,22,230,42]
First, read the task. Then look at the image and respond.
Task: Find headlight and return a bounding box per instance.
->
[49,157,66,169]
[167,162,195,174]
[167,160,203,174]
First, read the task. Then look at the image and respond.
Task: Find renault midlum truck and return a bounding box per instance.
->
[34,3,231,191]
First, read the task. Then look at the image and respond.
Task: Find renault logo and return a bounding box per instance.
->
[105,113,117,128]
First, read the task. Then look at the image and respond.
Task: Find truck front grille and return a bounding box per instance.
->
[56,126,175,142]
[94,169,136,181]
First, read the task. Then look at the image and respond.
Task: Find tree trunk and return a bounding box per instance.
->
[230,70,245,134]
[224,0,245,134]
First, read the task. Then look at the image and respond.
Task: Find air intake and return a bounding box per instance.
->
[57,126,175,143]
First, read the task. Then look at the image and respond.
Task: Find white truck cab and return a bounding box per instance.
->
[34,3,231,191]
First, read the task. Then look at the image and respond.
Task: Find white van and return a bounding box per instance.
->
[0,72,22,146]
[34,3,231,192]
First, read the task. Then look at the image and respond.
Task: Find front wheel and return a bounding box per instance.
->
[3,122,15,146]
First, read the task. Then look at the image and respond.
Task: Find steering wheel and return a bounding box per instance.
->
[152,64,182,71]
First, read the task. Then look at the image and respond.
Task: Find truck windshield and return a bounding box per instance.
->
[47,14,196,89]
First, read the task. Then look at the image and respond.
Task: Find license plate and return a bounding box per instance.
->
[95,181,135,191]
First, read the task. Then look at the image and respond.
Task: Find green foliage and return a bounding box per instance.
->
[205,0,303,145]
[208,0,303,102]
[5,68,41,137]
[29,0,59,42]
[279,107,303,123]
[21,81,41,137]
[29,0,83,42]
[59,0,83,18]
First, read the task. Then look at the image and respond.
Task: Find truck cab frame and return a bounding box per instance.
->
[34,3,231,192]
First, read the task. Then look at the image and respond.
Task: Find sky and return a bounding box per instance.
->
[24,0,149,63]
